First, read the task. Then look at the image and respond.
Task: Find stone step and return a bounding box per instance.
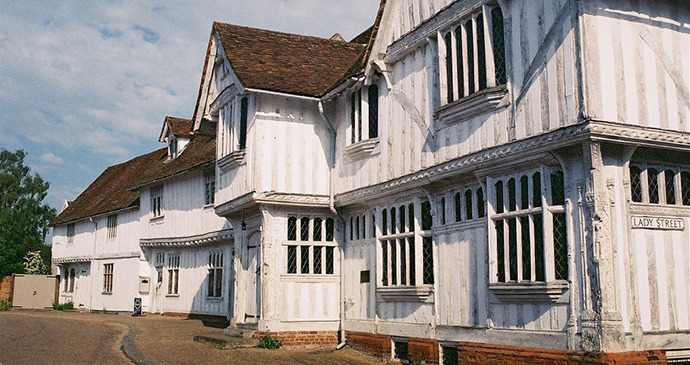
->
[223,327,257,339]
[193,333,259,349]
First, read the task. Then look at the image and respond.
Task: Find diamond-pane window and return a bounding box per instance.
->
[491,6,506,85]
[408,237,416,286]
[300,217,310,241]
[313,218,322,241]
[454,192,462,222]
[682,171,690,206]
[287,246,297,274]
[326,218,334,241]
[477,187,485,217]
[648,168,660,204]
[476,13,487,90]
[300,246,309,274]
[287,217,297,241]
[630,166,643,202]
[313,246,322,274]
[421,201,432,230]
[465,189,473,220]
[553,213,568,280]
[665,170,676,205]
[381,241,388,286]
[423,237,434,285]
[326,247,334,274]
[399,239,406,285]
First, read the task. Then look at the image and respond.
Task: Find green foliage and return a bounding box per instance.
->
[214,344,227,351]
[258,333,282,349]
[0,299,12,311]
[0,149,56,278]
[52,301,74,311]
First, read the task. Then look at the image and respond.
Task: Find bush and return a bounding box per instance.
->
[0,299,11,311]
[52,301,74,311]
[258,333,282,349]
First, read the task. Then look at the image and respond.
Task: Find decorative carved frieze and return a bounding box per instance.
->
[139,229,234,248]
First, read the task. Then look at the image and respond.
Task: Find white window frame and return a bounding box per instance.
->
[630,163,690,206]
[106,214,117,239]
[486,166,569,302]
[150,185,163,218]
[348,83,380,146]
[204,171,215,206]
[168,135,178,159]
[66,223,75,244]
[285,216,337,275]
[207,252,223,298]
[376,198,435,302]
[167,254,180,295]
[103,263,113,294]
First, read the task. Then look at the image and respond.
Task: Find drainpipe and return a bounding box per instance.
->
[88,217,98,311]
[318,100,348,349]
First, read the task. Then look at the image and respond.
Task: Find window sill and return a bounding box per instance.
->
[166,294,180,298]
[218,150,245,173]
[345,138,380,162]
[377,285,433,302]
[489,280,568,303]
[434,85,509,127]
[205,296,223,300]
[102,292,113,295]
[203,204,215,210]
[149,215,164,224]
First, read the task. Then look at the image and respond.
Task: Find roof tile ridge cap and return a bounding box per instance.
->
[215,20,365,47]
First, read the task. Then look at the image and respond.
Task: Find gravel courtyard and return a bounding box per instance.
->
[0,310,384,365]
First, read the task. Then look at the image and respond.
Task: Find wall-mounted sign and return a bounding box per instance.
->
[631,216,685,231]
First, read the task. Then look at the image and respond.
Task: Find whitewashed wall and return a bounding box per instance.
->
[335,0,581,196]
[141,169,230,240]
[147,246,232,317]
[581,0,690,131]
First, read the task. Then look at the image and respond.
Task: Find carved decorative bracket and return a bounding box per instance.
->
[345,138,380,162]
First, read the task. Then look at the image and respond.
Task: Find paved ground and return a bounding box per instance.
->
[0,310,384,365]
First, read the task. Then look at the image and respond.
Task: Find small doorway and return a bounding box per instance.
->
[243,232,261,324]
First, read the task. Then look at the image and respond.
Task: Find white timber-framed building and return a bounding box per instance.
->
[52,0,689,363]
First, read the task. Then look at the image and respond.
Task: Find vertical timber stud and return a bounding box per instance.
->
[581,141,625,352]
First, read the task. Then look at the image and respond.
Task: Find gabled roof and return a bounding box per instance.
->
[133,135,216,189]
[50,149,164,226]
[213,22,367,98]
[50,136,216,226]
[159,116,193,142]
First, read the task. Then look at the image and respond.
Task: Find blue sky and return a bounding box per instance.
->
[0,0,380,213]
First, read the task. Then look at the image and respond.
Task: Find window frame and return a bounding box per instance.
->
[150,185,163,218]
[347,83,380,149]
[486,166,569,302]
[435,3,508,126]
[66,223,75,244]
[106,214,117,239]
[103,263,113,294]
[629,163,690,207]
[207,251,223,298]
[204,171,215,206]
[285,216,337,276]
[167,253,180,296]
[376,198,435,302]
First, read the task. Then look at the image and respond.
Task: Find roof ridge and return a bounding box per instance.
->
[212,21,364,47]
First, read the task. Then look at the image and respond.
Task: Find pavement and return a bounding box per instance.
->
[0,310,384,365]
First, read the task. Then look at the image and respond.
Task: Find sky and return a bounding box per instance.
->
[0,0,380,213]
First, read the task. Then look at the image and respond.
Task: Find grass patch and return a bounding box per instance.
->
[52,301,74,311]
[0,299,12,311]
[258,333,282,349]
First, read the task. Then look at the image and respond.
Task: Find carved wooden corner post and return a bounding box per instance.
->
[580,141,625,352]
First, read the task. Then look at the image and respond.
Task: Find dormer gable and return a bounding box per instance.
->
[159,116,193,160]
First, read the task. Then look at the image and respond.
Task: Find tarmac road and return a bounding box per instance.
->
[0,310,129,364]
[0,310,383,365]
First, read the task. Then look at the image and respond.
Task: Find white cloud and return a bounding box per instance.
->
[40,152,64,165]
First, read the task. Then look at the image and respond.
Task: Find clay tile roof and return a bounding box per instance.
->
[213,22,366,98]
[166,116,193,137]
[50,136,216,226]
[50,149,165,226]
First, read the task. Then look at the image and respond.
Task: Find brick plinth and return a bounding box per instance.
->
[254,331,338,347]
[453,342,668,365]
[408,337,440,364]
[345,331,391,360]
[0,276,12,302]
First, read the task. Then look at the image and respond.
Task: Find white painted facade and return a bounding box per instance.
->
[52,0,688,360]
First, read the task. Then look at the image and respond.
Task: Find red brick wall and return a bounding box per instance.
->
[255,331,338,347]
[409,338,439,364]
[453,342,668,365]
[345,331,391,360]
[0,276,13,302]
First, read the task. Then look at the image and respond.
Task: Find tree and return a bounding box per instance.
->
[24,251,49,275]
[0,149,56,278]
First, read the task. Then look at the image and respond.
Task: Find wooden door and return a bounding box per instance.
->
[244,233,261,323]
